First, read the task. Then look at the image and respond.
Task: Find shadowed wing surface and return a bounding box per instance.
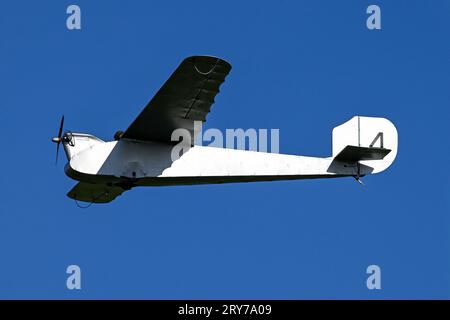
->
[122,56,232,144]
[67,182,126,204]
[334,146,391,162]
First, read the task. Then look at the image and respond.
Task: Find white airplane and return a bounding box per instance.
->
[52,56,398,204]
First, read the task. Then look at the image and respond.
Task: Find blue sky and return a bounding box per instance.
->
[1,0,449,299]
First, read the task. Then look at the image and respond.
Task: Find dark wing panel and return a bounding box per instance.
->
[67,182,125,204]
[122,56,232,144]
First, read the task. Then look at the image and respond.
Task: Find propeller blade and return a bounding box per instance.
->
[58,115,65,139]
[56,141,60,165]
[54,115,65,165]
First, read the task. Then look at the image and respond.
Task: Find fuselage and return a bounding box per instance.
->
[63,133,361,187]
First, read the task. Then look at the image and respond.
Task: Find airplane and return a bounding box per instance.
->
[51,55,398,205]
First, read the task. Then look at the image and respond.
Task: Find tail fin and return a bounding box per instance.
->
[332,116,398,173]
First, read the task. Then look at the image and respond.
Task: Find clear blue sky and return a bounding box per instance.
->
[1,0,449,299]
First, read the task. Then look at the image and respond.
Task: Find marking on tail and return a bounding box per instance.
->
[369,132,384,148]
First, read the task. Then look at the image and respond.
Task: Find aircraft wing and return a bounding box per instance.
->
[122,56,232,144]
[67,182,126,204]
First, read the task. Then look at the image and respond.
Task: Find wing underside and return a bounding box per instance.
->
[67,182,126,204]
[122,56,232,144]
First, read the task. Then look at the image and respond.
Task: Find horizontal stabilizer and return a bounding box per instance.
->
[334,145,391,162]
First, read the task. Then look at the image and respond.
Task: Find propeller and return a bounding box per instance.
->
[51,115,65,164]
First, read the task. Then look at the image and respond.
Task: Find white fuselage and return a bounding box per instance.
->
[63,134,361,187]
